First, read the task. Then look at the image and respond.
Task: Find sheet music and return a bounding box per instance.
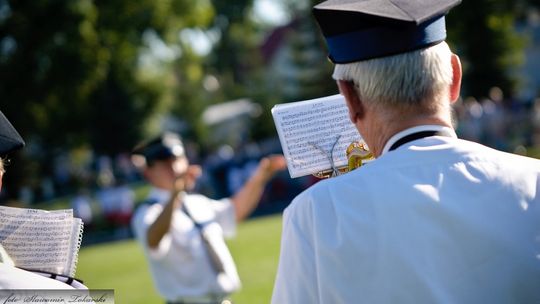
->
[0,206,83,276]
[272,94,362,178]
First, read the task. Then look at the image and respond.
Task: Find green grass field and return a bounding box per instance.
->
[77,214,283,304]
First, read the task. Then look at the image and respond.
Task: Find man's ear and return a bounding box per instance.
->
[337,80,364,124]
[450,54,462,103]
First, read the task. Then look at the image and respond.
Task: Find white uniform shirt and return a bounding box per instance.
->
[0,247,77,290]
[272,126,540,304]
[0,264,77,289]
[131,188,241,301]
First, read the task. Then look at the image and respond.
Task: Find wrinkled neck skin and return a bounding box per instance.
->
[360,110,452,157]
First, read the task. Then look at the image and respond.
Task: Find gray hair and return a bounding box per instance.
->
[332,42,454,115]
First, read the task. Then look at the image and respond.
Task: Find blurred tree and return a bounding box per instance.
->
[0,0,214,201]
[89,0,214,155]
[0,0,107,200]
[248,13,336,140]
[167,0,273,150]
[0,0,105,147]
[170,46,212,147]
[197,0,336,145]
[447,0,527,99]
[275,14,335,102]
[210,0,256,86]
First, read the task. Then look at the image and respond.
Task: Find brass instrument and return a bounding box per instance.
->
[346,141,373,171]
[313,140,373,179]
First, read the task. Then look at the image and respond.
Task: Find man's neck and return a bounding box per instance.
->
[364,114,453,157]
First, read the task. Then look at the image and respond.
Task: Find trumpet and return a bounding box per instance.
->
[313,141,373,179]
[346,141,373,171]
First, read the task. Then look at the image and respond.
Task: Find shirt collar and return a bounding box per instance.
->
[148,187,172,204]
[381,125,457,155]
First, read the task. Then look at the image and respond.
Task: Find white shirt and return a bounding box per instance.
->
[272,126,540,304]
[131,188,241,301]
[0,263,76,289]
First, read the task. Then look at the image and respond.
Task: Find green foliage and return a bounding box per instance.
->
[88,0,214,155]
[0,0,214,151]
[0,0,105,146]
[0,0,213,197]
[167,0,278,147]
[446,0,526,98]
[77,214,283,304]
[210,0,257,78]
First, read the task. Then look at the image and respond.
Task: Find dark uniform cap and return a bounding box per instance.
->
[132,132,185,163]
[0,110,24,156]
[313,0,461,63]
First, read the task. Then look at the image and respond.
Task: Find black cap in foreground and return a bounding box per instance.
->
[313,0,461,63]
[132,132,185,164]
[0,110,24,156]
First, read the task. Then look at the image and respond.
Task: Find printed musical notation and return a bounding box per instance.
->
[272,94,362,178]
[0,206,83,277]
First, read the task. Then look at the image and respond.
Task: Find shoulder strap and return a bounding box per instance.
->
[181,203,225,274]
[141,198,159,206]
[181,203,214,228]
[181,203,202,228]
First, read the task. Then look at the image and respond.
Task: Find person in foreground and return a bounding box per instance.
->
[272,0,540,303]
[0,110,84,289]
[131,132,285,304]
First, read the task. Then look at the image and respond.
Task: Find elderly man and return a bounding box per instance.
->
[272,0,540,303]
[131,132,285,304]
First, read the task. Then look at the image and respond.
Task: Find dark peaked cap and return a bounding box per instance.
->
[313,0,461,63]
[132,132,185,163]
[0,110,24,156]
